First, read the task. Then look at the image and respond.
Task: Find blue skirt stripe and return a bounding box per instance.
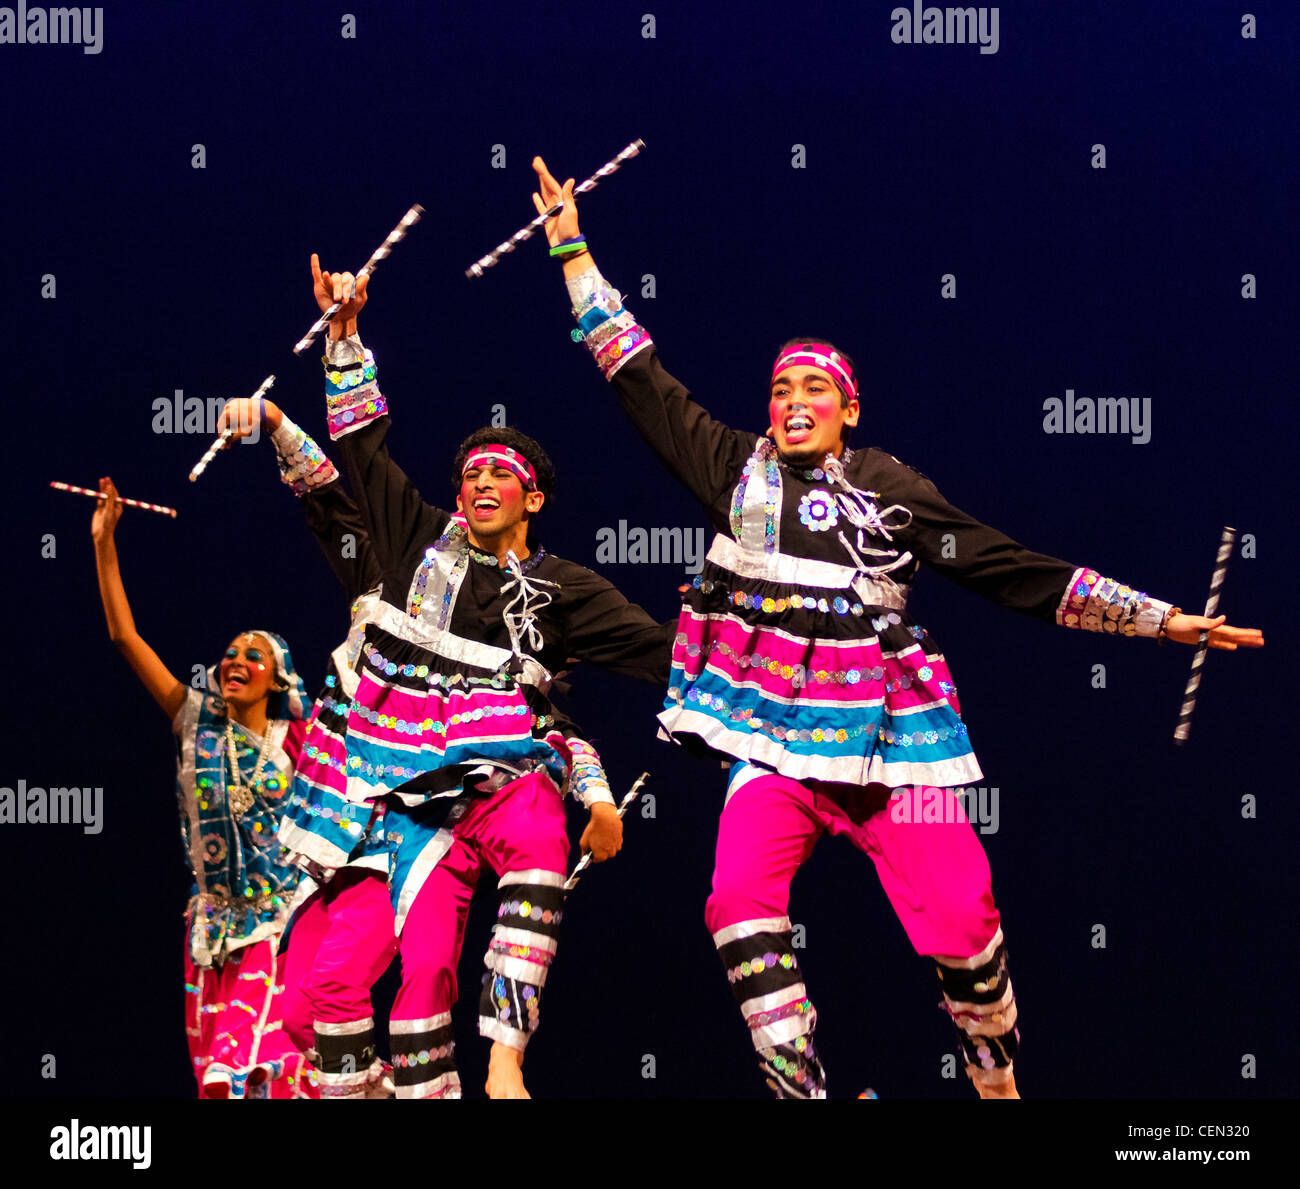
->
[664,662,974,768]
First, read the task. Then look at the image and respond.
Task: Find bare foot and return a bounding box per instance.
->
[485,1041,530,1099]
[971,1067,1019,1099]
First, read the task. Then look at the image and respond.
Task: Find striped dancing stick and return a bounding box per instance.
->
[563,771,649,893]
[293,204,425,354]
[465,139,646,278]
[51,481,177,519]
[188,374,276,482]
[1173,526,1236,745]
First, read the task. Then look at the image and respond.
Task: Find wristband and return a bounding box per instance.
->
[549,236,588,257]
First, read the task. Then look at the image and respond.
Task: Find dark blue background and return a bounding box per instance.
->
[2,0,1295,1099]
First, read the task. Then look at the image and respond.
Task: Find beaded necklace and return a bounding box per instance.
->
[426,521,547,571]
[781,445,855,482]
[467,543,547,572]
[223,718,275,818]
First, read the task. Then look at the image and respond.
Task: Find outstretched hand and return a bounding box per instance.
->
[1165,613,1263,650]
[531,156,581,246]
[91,476,122,545]
[310,253,369,339]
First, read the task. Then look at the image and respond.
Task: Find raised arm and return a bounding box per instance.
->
[530,157,756,514]
[92,477,186,719]
[308,254,449,575]
[299,480,382,602]
[220,395,380,601]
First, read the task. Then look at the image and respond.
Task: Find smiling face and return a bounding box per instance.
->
[219,633,277,707]
[768,365,860,463]
[456,463,545,541]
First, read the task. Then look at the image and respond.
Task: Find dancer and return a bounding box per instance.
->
[528,156,1264,1099]
[307,256,673,1098]
[217,394,398,1099]
[92,477,317,1099]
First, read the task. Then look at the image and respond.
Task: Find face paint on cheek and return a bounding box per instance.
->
[808,393,841,419]
[496,483,525,514]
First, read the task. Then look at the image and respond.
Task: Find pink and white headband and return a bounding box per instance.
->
[770,343,858,402]
[462,445,537,491]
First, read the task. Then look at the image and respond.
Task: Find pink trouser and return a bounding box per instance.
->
[184,931,318,1100]
[705,771,1011,1096]
[389,771,569,1099]
[706,772,999,956]
[280,867,399,1050]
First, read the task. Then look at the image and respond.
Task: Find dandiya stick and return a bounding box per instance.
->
[563,771,649,894]
[293,204,425,354]
[187,374,276,482]
[51,481,177,519]
[465,139,646,278]
[1172,526,1236,745]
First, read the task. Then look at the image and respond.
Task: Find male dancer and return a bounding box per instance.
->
[527,156,1263,1099]
[308,255,672,1098]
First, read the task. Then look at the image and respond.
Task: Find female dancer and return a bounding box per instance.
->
[93,477,317,1099]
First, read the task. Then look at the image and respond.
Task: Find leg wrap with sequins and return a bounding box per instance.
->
[712,916,827,1099]
[934,928,1019,1087]
[478,869,564,1049]
[308,1017,380,1100]
[390,1013,459,1099]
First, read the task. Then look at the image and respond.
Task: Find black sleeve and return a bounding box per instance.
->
[557,564,675,685]
[547,702,586,741]
[332,414,451,583]
[885,456,1080,623]
[609,347,758,521]
[300,479,382,602]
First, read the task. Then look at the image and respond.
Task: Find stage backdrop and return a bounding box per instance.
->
[0,0,1294,1099]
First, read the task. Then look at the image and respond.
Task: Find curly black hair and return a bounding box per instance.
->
[451,425,557,510]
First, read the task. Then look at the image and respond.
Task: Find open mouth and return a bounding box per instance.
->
[472,497,500,516]
[223,670,249,692]
[784,413,815,443]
